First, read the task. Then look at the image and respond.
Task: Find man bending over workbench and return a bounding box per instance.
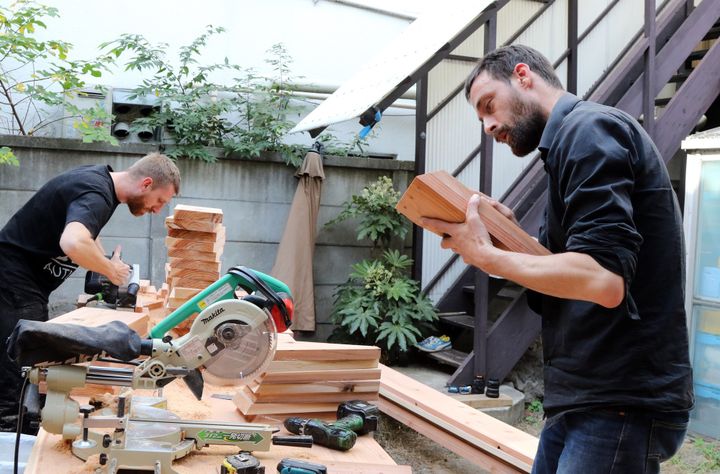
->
[0,152,180,434]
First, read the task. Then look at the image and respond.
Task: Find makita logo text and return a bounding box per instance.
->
[201,307,225,324]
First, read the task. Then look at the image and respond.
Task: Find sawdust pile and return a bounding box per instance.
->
[53,437,72,454]
[165,384,212,420]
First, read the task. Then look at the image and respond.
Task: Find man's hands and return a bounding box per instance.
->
[60,222,129,286]
[108,245,130,286]
[420,193,625,308]
[420,194,511,272]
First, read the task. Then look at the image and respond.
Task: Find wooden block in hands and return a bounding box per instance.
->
[396,170,550,256]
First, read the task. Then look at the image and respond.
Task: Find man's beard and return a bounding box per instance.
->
[505,94,546,157]
[126,195,147,216]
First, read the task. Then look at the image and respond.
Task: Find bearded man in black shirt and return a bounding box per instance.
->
[422,45,693,473]
[0,151,180,432]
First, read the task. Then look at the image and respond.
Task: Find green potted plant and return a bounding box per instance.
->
[326,176,437,364]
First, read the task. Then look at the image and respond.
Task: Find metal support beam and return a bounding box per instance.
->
[470,7,498,385]
[567,0,578,94]
[643,0,657,137]
[412,76,429,282]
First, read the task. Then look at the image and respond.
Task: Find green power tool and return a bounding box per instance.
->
[283,400,379,451]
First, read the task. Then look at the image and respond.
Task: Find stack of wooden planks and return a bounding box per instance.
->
[164,204,226,315]
[233,334,381,418]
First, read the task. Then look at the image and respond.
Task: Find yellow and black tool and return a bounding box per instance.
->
[221,452,265,474]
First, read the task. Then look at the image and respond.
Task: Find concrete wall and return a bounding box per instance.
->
[0,135,414,340]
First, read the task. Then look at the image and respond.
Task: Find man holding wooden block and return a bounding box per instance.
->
[0,152,180,433]
[420,45,692,473]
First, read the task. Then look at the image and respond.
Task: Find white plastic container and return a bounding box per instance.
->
[0,433,36,474]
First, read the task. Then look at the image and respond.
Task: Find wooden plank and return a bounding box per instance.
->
[166,215,224,233]
[251,380,380,396]
[396,170,550,256]
[316,461,411,474]
[169,257,222,271]
[49,307,149,336]
[167,227,224,242]
[261,368,381,384]
[379,364,536,470]
[275,340,381,362]
[168,266,221,281]
[173,204,223,223]
[169,276,216,290]
[376,396,523,473]
[170,287,203,299]
[134,293,165,311]
[253,389,379,404]
[233,387,342,415]
[268,359,378,372]
[165,236,224,253]
[167,247,222,261]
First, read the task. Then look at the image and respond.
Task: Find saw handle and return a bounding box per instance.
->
[150,266,292,338]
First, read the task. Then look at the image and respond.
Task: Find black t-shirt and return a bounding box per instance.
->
[0,165,119,301]
[532,94,693,416]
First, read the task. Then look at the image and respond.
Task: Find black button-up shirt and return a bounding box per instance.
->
[532,93,693,416]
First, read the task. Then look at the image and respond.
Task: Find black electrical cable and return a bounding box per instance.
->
[14,371,29,474]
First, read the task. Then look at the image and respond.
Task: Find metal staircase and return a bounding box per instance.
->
[414,0,720,386]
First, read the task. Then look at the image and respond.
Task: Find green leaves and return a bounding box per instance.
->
[103,28,307,165]
[0,147,19,166]
[331,249,437,355]
[0,1,117,150]
[328,179,433,357]
[325,176,408,247]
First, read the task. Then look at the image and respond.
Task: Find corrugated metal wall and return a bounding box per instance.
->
[421,0,665,301]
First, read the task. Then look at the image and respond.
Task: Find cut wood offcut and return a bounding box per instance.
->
[396,170,549,256]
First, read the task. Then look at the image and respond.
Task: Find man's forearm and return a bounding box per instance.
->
[60,222,114,276]
[480,249,624,309]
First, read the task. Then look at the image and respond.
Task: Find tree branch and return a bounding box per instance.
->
[0,77,27,134]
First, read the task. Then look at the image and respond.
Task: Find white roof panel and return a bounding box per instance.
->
[290,0,493,134]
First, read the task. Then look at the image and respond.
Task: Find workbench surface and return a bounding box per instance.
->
[25,380,407,473]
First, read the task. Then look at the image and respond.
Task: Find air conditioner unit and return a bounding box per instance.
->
[60,86,113,140]
[111,88,161,144]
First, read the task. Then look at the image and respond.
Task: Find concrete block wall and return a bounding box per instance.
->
[0,135,414,339]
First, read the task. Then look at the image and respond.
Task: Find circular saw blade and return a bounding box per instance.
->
[193,299,277,385]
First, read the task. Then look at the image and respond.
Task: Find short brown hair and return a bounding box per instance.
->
[128,152,181,194]
[464,44,563,100]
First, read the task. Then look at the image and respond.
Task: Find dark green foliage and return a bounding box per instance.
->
[102,29,305,165]
[326,177,437,358]
[330,250,436,354]
[325,176,408,248]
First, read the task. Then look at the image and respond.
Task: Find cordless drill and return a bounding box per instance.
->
[283,400,379,451]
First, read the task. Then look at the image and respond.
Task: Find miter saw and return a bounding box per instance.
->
[8,265,294,474]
